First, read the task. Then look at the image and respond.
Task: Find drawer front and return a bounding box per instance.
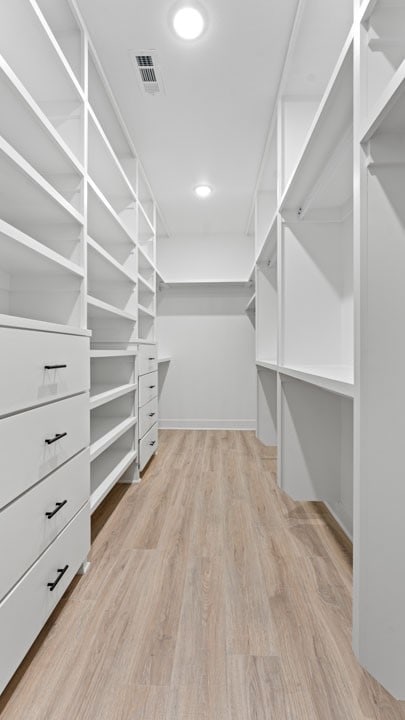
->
[139,397,158,439]
[0,503,90,695]
[0,449,89,602]
[138,345,158,376]
[139,422,158,471]
[0,328,89,417]
[0,393,89,510]
[139,371,158,407]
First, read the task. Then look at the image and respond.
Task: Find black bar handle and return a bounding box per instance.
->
[44,364,67,370]
[148,385,156,389]
[148,357,156,361]
[47,565,69,591]
[149,440,156,447]
[45,500,68,519]
[148,412,156,417]
[45,432,67,445]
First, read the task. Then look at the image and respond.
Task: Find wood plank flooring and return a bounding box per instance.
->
[1,429,405,719]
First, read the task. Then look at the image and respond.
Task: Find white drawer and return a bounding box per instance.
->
[0,449,89,602]
[138,345,158,376]
[139,397,158,439]
[0,503,90,695]
[0,393,89,510]
[0,328,89,417]
[139,371,158,407]
[139,422,158,471]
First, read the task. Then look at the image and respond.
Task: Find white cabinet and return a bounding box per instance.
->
[137,342,158,471]
[0,504,90,695]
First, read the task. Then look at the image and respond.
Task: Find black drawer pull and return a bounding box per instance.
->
[44,364,67,370]
[45,500,68,519]
[148,412,156,417]
[149,440,156,447]
[45,432,67,445]
[148,385,156,389]
[47,565,69,591]
[148,357,156,361]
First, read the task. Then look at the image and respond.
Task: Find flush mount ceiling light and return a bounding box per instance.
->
[194,184,212,198]
[173,6,205,40]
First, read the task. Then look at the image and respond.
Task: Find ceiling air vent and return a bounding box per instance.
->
[132,51,164,95]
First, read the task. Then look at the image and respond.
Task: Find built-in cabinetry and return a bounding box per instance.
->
[251,0,405,699]
[0,0,163,695]
[138,343,159,471]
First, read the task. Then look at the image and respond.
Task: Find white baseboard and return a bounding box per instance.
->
[159,419,256,430]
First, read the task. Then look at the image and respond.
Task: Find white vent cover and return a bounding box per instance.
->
[132,50,164,95]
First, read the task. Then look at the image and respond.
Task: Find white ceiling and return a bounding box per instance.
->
[76,0,300,238]
[76,0,353,239]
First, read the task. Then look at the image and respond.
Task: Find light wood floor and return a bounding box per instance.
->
[1,430,405,719]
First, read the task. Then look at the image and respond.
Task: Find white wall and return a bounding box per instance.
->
[157,233,253,281]
[157,233,256,429]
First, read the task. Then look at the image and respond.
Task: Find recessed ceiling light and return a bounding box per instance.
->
[173,6,205,40]
[194,184,212,198]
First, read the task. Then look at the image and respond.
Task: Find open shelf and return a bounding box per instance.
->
[88,50,134,161]
[35,0,84,89]
[87,295,137,323]
[256,360,279,372]
[257,363,277,446]
[87,237,137,286]
[0,0,84,163]
[279,363,354,398]
[138,205,155,262]
[87,177,136,251]
[138,304,155,319]
[361,60,405,143]
[245,293,256,313]
[160,280,251,289]
[90,349,137,359]
[256,248,277,363]
[88,107,137,236]
[90,446,137,513]
[256,212,277,266]
[281,216,353,383]
[280,376,353,537]
[138,164,155,230]
[138,274,155,294]
[280,32,353,222]
[0,218,83,329]
[90,383,137,410]
[90,416,137,462]
[0,56,84,194]
[256,360,354,398]
[0,137,83,265]
[361,0,405,121]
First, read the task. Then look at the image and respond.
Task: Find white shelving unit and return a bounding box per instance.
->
[351,0,405,699]
[250,0,405,699]
[0,0,167,694]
